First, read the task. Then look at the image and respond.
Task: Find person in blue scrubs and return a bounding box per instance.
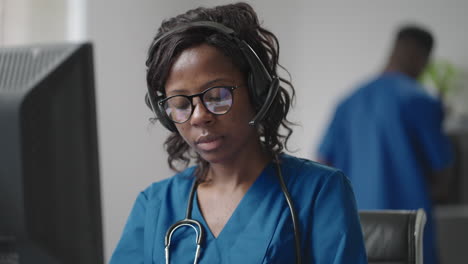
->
[317,25,453,264]
[111,2,367,263]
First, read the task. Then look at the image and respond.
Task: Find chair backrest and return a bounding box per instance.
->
[359,209,426,264]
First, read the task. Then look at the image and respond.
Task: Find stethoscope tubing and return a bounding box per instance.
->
[273,155,302,264]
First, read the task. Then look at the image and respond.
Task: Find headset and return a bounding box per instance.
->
[144,21,280,132]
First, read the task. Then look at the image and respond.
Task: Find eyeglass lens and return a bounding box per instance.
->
[163,86,234,123]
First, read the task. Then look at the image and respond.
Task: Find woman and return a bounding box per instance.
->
[110,2,367,263]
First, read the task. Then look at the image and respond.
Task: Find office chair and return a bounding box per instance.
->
[359,209,426,264]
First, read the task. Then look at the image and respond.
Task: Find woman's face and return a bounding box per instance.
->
[164,43,259,164]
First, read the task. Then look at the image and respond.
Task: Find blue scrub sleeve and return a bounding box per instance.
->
[317,110,340,164]
[311,171,367,263]
[405,96,453,171]
[109,192,148,264]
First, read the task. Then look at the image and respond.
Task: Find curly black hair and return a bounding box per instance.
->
[146,2,295,180]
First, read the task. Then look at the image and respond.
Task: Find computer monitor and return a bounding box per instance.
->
[0,43,103,264]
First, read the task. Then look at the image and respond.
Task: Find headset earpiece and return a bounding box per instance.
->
[144,93,152,110]
[145,92,177,132]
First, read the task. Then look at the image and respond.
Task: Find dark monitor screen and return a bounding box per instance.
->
[0,43,103,264]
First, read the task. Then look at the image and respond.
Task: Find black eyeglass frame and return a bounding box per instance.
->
[158,86,238,124]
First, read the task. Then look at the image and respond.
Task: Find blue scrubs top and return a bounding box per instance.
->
[110,154,367,263]
[318,72,453,264]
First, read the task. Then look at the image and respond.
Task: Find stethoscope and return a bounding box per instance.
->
[164,155,302,264]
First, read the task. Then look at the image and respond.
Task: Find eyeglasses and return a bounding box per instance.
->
[159,86,238,124]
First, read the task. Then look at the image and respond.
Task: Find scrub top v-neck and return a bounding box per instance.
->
[110,154,368,263]
[189,163,292,263]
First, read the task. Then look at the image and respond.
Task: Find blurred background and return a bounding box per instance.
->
[1,0,467,262]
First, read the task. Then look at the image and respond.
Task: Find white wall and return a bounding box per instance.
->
[86,0,468,261]
[0,0,68,45]
[1,0,29,45]
[3,0,468,262]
